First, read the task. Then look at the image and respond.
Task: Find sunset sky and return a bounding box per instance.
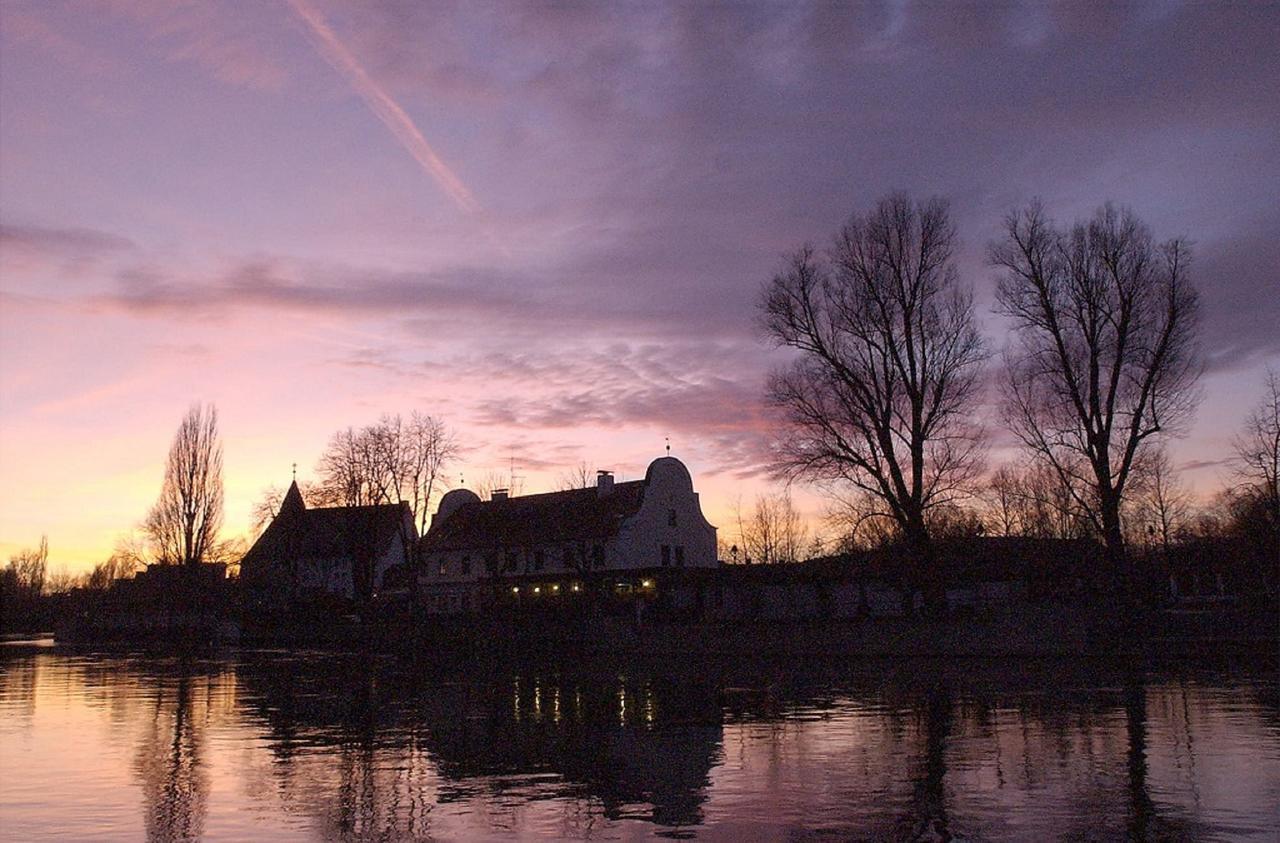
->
[2,1,1277,574]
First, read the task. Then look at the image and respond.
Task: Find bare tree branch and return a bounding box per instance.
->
[145,404,223,566]
[992,202,1202,573]
[759,193,989,567]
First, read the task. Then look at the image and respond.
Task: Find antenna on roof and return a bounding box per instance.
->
[292,462,297,482]
[509,454,523,496]
[665,435,671,457]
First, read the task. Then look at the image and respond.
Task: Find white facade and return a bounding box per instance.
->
[607,457,717,571]
[418,457,717,612]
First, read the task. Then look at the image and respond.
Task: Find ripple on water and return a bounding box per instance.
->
[0,649,1278,840]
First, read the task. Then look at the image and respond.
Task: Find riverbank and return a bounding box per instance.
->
[41,586,1277,661]
[409,603,1274,662]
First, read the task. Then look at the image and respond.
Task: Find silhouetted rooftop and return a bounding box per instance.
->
[421,482,646,553]
[241,492,411,568]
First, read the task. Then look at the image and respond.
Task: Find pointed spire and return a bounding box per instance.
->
[280,478,306,518]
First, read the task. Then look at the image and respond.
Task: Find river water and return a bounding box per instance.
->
[1,642,1277,841]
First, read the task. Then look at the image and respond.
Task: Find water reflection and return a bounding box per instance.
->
[0,650,1277,840]
[234,656,723,835]
[904,684,951,841]
[134,668,207,842]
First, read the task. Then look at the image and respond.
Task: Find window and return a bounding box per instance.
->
[592,545,605,568]
[505,551,518,572]
[562,548,573,570]
[461,556,471,575]
[534,550,545,571]
[437,559,447,576]
[668,509,678,527]
[485,554,498,575]
[661,545,671,566]
[675,546,685,567]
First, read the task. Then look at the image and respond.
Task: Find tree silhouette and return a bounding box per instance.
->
[992,202,1201,588]
[315,411,456,534]
[1130,447,1192,551]
[1232,369,1280,539]
[759,193,988,605]
[145,404,224,567]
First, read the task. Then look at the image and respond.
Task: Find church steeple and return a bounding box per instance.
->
[279,479,306,518]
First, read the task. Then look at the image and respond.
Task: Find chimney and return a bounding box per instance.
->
[596,470,614,497]
[491,488,509,501]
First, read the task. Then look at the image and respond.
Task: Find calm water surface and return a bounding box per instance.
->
[1,642,1277,841]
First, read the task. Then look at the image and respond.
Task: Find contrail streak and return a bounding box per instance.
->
[286,0,480,213]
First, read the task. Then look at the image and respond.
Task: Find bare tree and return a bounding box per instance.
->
[981,465,1021,537]
[740,490,809,564]
[315,412,457,532]
[980,459,1090,539]
[316,426,370,506]
[824,485,908,552]
[1131,448,1192,551]
[145,404,224,567]
[992,202,1201,582]
[925,503,984,540]
[85,552,144,590]
[403,412,457,536]
[778,492,809,563]
[1232,369,1280,536]
[44,567,78,595]
[471,469,524,501]
[556,461,597,491]
[760,193,988,597]
[5,536,48,598]
[111,530,156,571]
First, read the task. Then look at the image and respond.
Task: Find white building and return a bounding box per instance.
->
[239,480,417,602]
[419,456,718,614]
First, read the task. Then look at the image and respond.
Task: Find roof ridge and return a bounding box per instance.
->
[306,501,408,512]
[473,478,644,504]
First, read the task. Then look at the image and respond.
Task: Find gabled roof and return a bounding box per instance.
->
[421,481,646,553]
[241,490,413,567]
[279,480,306,518]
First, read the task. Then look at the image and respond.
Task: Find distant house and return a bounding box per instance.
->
[419,456,718,614]
[240,481,417,602]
